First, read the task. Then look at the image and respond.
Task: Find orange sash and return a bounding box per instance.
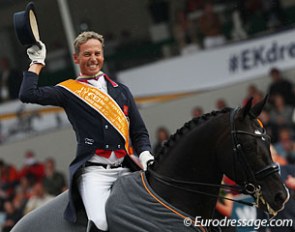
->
[57,79,130,154]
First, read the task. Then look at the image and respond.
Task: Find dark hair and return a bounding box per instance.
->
[269,67,280,75]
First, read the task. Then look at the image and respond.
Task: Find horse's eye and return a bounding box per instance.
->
[260,128,266,134]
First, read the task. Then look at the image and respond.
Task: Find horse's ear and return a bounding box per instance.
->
[249,95,268,119]
[240,97,253,119]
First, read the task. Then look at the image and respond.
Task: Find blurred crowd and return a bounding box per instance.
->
[171,0,289,55]
[152,66,295,231]
[0,1,294,102]
[72,0,295,72]
[153,67,295,158]
[0,151,67,232]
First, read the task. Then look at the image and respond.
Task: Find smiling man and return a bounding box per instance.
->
[73,34,104,76]
[19,31,154,232]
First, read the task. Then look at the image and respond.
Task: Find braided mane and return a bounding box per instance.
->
[154,108,232,161]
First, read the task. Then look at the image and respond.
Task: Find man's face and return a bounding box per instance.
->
[73,39,104,76]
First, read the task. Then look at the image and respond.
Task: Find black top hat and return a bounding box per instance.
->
[13,2,40,46]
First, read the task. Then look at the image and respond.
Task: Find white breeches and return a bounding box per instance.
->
[78,166,130,231]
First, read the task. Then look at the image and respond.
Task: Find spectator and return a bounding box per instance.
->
[1,200,22,232]
[268,67,295,106]
[0,159,19,200]
[285,175,295,190]
[148,0,170,24]
[191,106,204,118]
[215,98,228,110]
[270,144,287,166]
[235,0,248,27]
[18,175,33,200]
[261,0,285,30]
[259,109,280,143]
[12,187,28,218]
[43,158,67,196]
[24,182,54,215]
[0,57,22,103]
[153,127,170,155]
[173,9,200,55]
[184,0,205,14]
[230,9,247,41]
[214,176,236,231]
[198,2,225,49]
[274,127,295,164]
[19,151,45,184]
[242,0,267,35]
[215,190,235,232]
[242,84,263,106]
[269,94,295,132]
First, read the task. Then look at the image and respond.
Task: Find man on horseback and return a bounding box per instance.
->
[19,31,154,232]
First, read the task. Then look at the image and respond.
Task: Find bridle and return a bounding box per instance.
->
[147,107,280,208]
[230,107,279,207]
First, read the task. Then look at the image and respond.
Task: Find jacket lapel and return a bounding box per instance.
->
[107,80,121,102]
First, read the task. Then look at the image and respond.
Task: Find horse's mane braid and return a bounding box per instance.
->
[154,108,231,161]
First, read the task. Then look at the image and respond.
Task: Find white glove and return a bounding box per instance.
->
[139,151,154,171]
[27,41,46,66]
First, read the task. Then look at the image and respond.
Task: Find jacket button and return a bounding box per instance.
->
[118,145,121,148]
[105,145,109,149]
[105,125,108,129]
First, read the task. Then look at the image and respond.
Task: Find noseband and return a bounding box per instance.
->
[147,108,280,208]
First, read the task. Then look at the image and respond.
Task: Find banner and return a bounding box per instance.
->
[118,28,295,97]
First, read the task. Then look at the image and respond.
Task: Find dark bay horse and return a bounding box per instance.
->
[11,98,289,232]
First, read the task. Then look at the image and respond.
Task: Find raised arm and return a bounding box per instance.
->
[28,63,44,76]
[19,41,64,106]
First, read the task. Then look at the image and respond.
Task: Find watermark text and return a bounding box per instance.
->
[183,216,293,230]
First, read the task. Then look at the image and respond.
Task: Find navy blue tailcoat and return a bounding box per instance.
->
[19,71,151,223]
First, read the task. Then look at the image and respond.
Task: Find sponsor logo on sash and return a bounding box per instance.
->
[58,79,131,154]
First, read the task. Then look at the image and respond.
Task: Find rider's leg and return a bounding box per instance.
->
[78,166,129,231]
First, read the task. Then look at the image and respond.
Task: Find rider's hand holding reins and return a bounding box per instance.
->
[139,151,154,171]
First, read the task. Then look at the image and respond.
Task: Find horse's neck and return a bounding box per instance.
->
[148,125,224,219]
[148,179,222,219]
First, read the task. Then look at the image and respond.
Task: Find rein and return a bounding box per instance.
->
[147,167,254,206]
[147,108,279,208]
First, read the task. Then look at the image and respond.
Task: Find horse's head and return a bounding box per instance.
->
[221,97,289,218]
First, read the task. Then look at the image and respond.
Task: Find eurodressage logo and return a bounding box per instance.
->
[228,41,295,73]
[183,216,293,230]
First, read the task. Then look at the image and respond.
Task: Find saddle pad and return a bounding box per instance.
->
[106,171,205,232]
